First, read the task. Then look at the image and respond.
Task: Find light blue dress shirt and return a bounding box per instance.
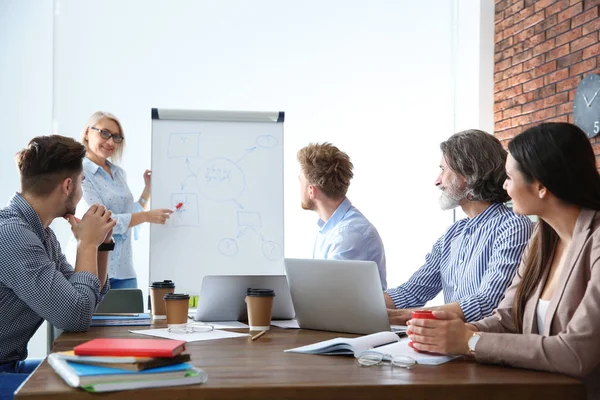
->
[73,158,143,280]
[385,203,533,322]
[313,197,387,289]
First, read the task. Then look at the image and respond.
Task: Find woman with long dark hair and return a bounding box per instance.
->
[407,122,600,399]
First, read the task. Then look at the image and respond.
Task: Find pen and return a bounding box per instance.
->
[173,202,183,212]
[251,330,267,341]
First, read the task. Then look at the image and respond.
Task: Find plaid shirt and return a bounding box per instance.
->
[0,193,109,363]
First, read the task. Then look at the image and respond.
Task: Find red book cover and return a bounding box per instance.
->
[73,338,186,358]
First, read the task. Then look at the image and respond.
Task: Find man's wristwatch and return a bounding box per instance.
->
[98,240,115,252]
[467,332,481,354]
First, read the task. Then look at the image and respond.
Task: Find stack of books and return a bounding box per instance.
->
[48,338,207,392]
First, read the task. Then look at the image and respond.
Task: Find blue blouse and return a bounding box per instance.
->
[70,158,143,280]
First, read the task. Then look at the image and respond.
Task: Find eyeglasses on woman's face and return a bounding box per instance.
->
[89,126,124,143]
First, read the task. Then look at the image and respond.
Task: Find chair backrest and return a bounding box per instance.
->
[47,289,144,352]
[47,323,63,354]
[95,289,144,313]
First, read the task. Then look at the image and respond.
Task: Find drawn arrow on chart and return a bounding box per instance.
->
[233,199,244,210]
[235,146,257,164]
[249,227,264,242]
[180,174,194,190]
[185,158,196,177]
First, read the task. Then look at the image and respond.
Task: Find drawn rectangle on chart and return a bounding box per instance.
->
[168,133,201,158]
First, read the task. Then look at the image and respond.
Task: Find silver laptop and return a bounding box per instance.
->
[284,258,394,335]
[194,275,295,322]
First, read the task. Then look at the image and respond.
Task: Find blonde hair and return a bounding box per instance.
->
[80,111,125,163]
[297,142,354,199]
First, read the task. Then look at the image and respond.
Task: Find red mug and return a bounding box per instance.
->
[411,310,437,320]
[409,310,440,354]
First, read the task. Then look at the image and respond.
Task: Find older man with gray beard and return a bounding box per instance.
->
[385,130,533,325]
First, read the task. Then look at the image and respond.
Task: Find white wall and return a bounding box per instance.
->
[0,0,54,359]
[454,0,496,134]
[1,0,494,357]
[51,0,458,294]
[452,0,496,223]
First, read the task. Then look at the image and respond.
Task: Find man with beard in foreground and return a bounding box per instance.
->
[385,130,533,325]
[0,135,116,400]
[297,142,387,290]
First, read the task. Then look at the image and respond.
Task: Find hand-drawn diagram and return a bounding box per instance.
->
[166,133,283,261]
[168,133,201,158]
[170,193,199,227]
[198,158,245,201]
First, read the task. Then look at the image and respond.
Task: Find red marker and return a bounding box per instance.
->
[173,202,184,212]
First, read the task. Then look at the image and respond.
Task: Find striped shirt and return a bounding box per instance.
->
[0,193,109,363]
[385,203,532,322]
[313,197,387,289]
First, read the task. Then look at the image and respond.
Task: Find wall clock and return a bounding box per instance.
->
[573,73,600,139]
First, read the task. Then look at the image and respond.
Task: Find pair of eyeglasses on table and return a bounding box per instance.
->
[357,351,417,369]
[167,322,214,334]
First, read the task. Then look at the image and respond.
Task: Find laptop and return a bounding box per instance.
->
[284,258,401,335]
[194,275,296,322]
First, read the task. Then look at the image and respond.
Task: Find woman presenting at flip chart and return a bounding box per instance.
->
[72,111,173,289]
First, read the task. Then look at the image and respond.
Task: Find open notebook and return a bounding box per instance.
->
[285,331,457,366]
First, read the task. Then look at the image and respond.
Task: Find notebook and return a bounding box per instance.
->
[48,353,207,392]
[285,331,457,365]
[73,338,186,358]
[55,350,191,371]
[91,313,151,327]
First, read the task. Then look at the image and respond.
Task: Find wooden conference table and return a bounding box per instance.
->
[16,323,585,400]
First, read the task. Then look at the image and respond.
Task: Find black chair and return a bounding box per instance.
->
[95,289,144,313]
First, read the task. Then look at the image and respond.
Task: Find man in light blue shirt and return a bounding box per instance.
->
[297,143,386,289]
[385,130,533,324]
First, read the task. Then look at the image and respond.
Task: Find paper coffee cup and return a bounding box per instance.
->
[149,280,175,319]
[164,293,190,325]
[245,288,275,331]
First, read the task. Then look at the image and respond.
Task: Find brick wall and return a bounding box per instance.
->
[494,0,600,148]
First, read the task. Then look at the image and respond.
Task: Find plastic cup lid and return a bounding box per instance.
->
[246,288,275,297]
[164,293,190,300]
[150,280,175,289]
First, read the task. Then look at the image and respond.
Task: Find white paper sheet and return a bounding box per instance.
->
[270,320,300,329]
[129,328,249,342]
[374,338,459,365]
[201,321,249,329]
